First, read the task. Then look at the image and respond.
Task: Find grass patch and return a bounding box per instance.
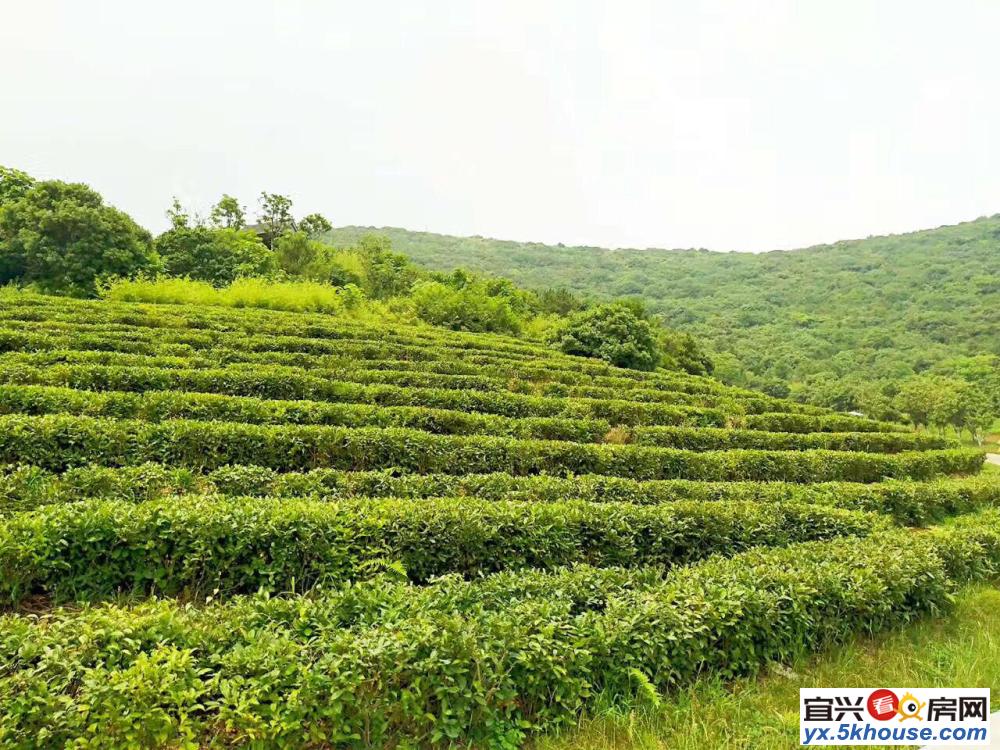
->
[536,585,1000,750]
[99,276,401,322]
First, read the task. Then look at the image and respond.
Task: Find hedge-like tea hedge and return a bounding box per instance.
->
[0,291,990,749]
[0,384,615,443]
[3,346,832,413]
[0,363,727,426]
[0,294,909,408]
[4,463,997,525]
[0,414,981,480]
[1,323,837,413]
[0,495,883,604]
[4,511,1000,748]
[633,425,950,452]
[743,412,903,434]
[0,385,932,456]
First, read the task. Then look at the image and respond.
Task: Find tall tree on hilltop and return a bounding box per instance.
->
[257,192,295,248]
[299,212,332,238]
[210,194,246,230]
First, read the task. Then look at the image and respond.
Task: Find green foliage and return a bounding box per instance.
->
[0,289,996,749]
[893,374,994,441]
[165,196,190,230]
[299,212,332,237]
[272,230,320,276]
[0,495,882,603]
[0,180,156,295]
[554,303,658,371]
[209,193,246,229]
[0,360,731,426]
[314,248,367,287]
[101,276,362,316]
[658,328,714,376]
[7,517,1000,747]
[323,221,1000,410]
[3,463,999,526]
[154,227,274,285]
[0,383,617,443]
[355,233,420,298]
[0,412,980,481]
[410,279,523,334]
[255,191,295,247]
[537,287,585,315]
[0,165,35,206]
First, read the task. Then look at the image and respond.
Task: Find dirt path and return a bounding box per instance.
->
[986,453,1000,466]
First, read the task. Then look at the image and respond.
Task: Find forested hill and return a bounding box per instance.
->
[325,217,1000,407]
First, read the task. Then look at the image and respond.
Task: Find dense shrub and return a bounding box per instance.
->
[633,425,950,452]
[0,384,612,442]
[7,514,1000,747]
[744,411,903,433]
[0,495,883,603]
[409,279,523,334]
[101,276,365,316]
[0,363,725,426]
[553,302,659,370]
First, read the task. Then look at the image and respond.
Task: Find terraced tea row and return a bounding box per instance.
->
[0,494,882,604]
[0,385,949,452]
[0,362,736,425]
[4,510,1000,748]
[3,463,998,524]
[0,292,861,401]
[0,292,992,749]
[0,413,979,479]
[0,333,819,412]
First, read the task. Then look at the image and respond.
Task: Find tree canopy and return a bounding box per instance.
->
[324,221,1000,414]
[0,178,156,294]
[155,226,273,286]
[553,303,659,371]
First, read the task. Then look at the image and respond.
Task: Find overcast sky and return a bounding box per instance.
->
[3,1,999,252]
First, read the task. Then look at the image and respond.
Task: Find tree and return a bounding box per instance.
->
[553,302,659,371]
[155,227,273,286]
[256,192,295,248]
[958,387,994,445]
[299,213,332,238]
[273,231,319,277]
[0,180,156,295]
[537,287,584,316]
[894,376,939,429]
[210,194,246,230]
[852,380,903,423]
[0,166,34,206]
[166,197,190,230]
[893,374,975,435]
[354,234,417,298]
[927,378,967,434]
[657,328,714,376]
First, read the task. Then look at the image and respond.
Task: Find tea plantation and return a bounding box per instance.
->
[1,291,999,748]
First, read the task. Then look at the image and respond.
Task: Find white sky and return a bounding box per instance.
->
[3,0,999,252]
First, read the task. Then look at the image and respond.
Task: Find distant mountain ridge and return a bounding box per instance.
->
[324,216,1000,406]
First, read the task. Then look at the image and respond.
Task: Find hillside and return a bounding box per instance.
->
[325,218,1000,403]
[2,290,999,747]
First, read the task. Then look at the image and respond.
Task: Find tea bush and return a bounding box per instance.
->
[0,291,993,749]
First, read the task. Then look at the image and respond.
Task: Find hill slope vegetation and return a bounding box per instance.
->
[1,291,999,748]
[325,219,1000,407]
